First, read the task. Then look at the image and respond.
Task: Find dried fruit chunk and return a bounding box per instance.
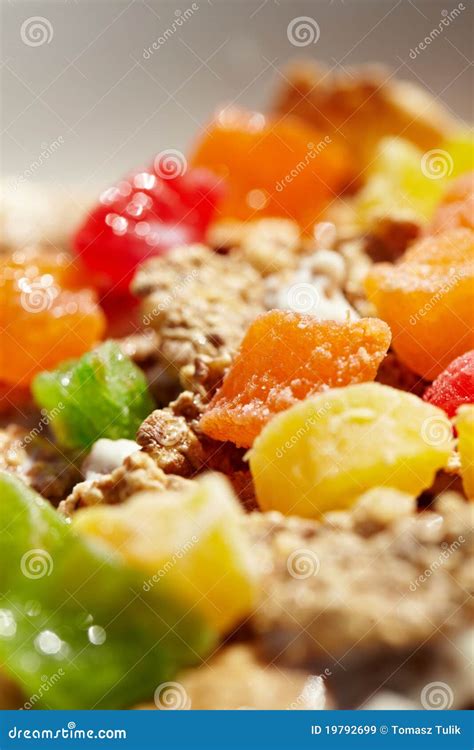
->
[200,311,391,448]
[0,249,105,386]
[423,350,474,417]
[365,229,474,380]
[32,341,153,450]
[190,107,351,227]
[249,383,454,518]
[74,164,222,293]
[74,473,257,633]
[0,472,213,709]
[456,405,474,499]
[272,62,457,176]
[428,172,474,234]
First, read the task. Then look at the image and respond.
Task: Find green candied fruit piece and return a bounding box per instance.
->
[31,341,154,450]
[0,472,215,709]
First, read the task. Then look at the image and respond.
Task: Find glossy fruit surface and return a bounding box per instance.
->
[249,383,453,518]
[74,164,222,293]
[0,249,105,386]
[32,341,153,450]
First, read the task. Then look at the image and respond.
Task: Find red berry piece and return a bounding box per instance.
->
[74,162,223,294]
[423,350,474,417]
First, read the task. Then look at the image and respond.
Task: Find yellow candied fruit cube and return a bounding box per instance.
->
[249,382,454,519]
[73,473,257,633]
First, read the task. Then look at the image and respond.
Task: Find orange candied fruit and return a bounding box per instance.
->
[0,248,106,387]
[365,228,474,381]
[428,172,474,234]
[199,310,391,448]
[189,107,353,229]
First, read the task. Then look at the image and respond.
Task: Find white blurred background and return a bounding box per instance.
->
[1,0,472,191]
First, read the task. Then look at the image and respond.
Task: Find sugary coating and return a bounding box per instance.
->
[74,473,257,633]
[190,107,352,227]
[74,165,222,294]
[249,382,454,518]
[423,350,474,417]
[365,229,474,380]
[456,405,474,499]
[199,311,391,448]
[0,249,105,386]
[428,172,474,234]
[32,341,153,450]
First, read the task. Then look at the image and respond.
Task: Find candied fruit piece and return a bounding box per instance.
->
[354,138,447,228]
[32,341,153,450]
[428,172,474,234]
[455,405,474,499]
[249,383,453,518]
[365,229,474,380]
[74,164,222,294]
[423,350,474,417]
[0,249,105,386]
[200,311,391,448]
[74,473,257,633]
[190,107,352,228]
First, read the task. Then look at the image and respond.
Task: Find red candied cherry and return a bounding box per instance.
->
[423,350,474,417]
[74,159,224,294]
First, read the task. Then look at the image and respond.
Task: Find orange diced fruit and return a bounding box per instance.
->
[365,228,474,380]
[199,311,391,448]
[428,172,474,234]
[0,249,105,386]
[190,107,352,229]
